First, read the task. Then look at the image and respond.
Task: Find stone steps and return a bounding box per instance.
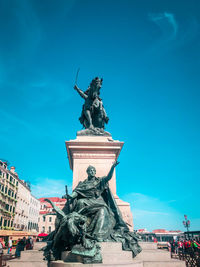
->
[51,259,185,267]
[20,250,44,261]
[8,241,186,267]
[135,249,171,261]
[8,259,47,267]
[143,260,186,267]
[51,261,144,267]
[139,242,157,250]
[62,242,133,265]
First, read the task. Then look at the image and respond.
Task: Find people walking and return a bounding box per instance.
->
[7,237,12,254]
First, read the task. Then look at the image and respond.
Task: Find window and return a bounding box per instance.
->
[43,216,46,222]
[49,217,52,222]
[49,226,51,233]
[42,226,45,232]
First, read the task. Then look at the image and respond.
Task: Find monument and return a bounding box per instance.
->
[42,77,142,265]
[8,77,186,267]
[67,77,134,229]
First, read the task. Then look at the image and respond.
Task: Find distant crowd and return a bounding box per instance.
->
[169,239,200,254]
[0,236,34,258]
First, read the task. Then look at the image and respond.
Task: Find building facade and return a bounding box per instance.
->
[0,160,39,234]
[0,160,18,230]
[38,197,66,234]
[13,174,31,231]
[28,194,40,232]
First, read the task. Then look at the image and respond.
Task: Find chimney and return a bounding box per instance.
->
[10,166,15,173]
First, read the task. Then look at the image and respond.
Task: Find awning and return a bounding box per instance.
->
[38,233,48,237]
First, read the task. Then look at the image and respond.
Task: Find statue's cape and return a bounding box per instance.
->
[102,187,129,231]
[74,178,129,232]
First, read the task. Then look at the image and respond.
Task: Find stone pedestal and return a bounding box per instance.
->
[50,242,186,267]
[65,135,133,230]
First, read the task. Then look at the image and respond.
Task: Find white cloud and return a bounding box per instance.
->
[31,177,72,199]
[149,12,178,39]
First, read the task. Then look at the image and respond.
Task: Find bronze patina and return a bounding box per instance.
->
[74,77,111,136]
[42,162,141,263]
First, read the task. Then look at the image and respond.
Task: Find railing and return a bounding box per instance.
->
[171,249,200,267]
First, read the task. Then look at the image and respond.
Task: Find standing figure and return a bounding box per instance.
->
[74,77,109,131]
[7,237,12,254]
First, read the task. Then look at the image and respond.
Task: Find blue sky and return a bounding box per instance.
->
[0,0,200,231]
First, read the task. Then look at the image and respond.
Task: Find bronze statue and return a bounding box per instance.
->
[43,162,142,263]
[74,77,110,136]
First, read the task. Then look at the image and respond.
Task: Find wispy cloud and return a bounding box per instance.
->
[149,12,178,40]
[148,12,200,52]
[31,177,72,198]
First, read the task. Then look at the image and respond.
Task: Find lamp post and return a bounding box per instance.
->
[183,215,190,238]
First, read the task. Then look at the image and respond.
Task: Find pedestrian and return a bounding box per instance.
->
[167,241,171,252]
[15,239,24,258]
[7,237,12,254]
[178,240,183,253]
[29,236,33,249]
[25,237,33,250]
[0,238,4,255]
[174,240,178,254]
[22,237,26,251]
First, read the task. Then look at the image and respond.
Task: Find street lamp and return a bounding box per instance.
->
[183,215,190,232]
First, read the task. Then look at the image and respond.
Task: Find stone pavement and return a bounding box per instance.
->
[8,242,47,267]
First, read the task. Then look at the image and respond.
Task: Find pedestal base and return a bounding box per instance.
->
[65,135,134,230]
[50,242,185,267]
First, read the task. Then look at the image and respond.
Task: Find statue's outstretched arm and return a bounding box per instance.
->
[74,85,87,100]
[104,161,120,183]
